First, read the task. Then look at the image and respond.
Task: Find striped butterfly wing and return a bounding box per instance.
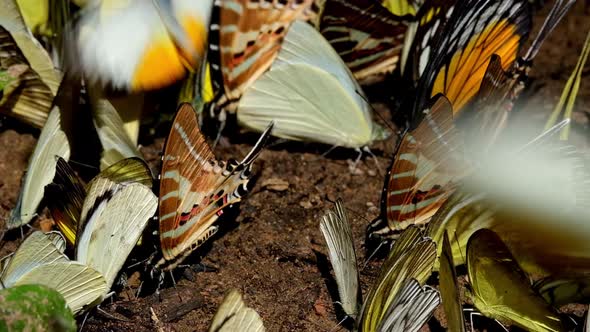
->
[159,103,270,267]
[0,26,55,128]
[208,0,313,111]
[372,95,468,238]
[410,0,532,119]
[318,0,408,82]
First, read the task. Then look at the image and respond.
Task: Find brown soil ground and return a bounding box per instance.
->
[2,3,590,331]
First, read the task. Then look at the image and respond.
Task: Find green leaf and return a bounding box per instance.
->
[0,284,76,332]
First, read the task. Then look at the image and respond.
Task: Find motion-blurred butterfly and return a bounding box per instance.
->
[207,0,314,113]
[73,0,212,91]
[156,103,272,271]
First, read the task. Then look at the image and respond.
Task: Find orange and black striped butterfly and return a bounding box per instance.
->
[207,0,314,113]
[368,94,470,240]
[316,0,409,83]
[406,0,532,124]
[156,103,272,270]
[459,0,576,152]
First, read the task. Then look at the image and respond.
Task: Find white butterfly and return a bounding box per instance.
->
[237,20,388,149]
[0,231,107,314]
[209,289,265,332]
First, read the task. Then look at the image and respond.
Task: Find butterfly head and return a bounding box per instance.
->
[370,122,391,143]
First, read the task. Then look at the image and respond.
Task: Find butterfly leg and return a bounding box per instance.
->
[363,146,382,176]
[212,110,227,149]
[348,148,363,174]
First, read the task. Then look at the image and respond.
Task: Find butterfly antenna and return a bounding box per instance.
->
[523,0,576,62]
[519,119,570,152]
[356,90,397,134]
[362,240,386,271]
[240,121,274,166]
[68,158,100,172]
[330,316,349,332]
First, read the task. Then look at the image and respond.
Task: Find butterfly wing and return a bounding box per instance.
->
[46,158,87,245]
[208,0,313,110]
[1,231,107,315]
[1,231,69,285]
[159,103,270,267]
[90,96,144,170]
[14,261,107,315]
[318,0,407,81]
[0,25,57,127]
[371,95,467,238]
[411,0,531,118]
[376,278,440,332]
[467,229,564,332]
[73,0,211,91]
[360,226,437,331]
[237,20,377,148]
[76,176,157,291]
[209,289,265,332]
[320,200,360,318]
[8,105,70,228]
[439,232,466,332]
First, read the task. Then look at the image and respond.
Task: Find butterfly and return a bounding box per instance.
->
[8,104,71,229]
[0,0,61,128]
[237,20,389,149]
[438,232,467,332]
[320,200,361,320]
[156,103,272,271]
[90,95,145,170]
[72,0,212,91]
[75,161,157,294]
[466,229,565,331]
[208,289,265,332]
[458,0,577,150]
[315,0,409,83]
[46,157,153,246]
[207,0,314,113]
[0,231,107,315]
[368,94,469,241]
[359,225,439,332]
[405,0,532,123]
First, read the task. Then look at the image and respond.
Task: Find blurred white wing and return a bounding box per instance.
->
[74,0,212,91]
[76,176,157,292]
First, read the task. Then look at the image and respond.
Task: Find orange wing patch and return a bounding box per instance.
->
[431,19,520,114]
[132,35,187,91]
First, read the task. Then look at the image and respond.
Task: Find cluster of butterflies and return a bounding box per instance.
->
[1,0,589,330]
